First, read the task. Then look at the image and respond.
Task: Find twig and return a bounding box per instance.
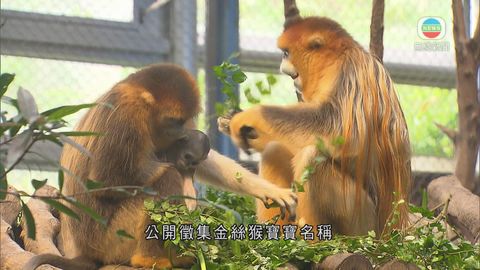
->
[0,136,36,179]
[404,199,451,232]
[431,195,451,224]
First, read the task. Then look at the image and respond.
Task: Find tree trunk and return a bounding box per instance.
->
[428,175,480,243]
[313,253,373,269]
[451,0,480,191]
[369,0,385,62]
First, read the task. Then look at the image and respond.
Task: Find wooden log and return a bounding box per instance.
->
[428,175,480,243]
[20,185,62,256]
[313,253,373,269]
[0,186,21,225]
[378,259,420,270]
[0,219,59,270]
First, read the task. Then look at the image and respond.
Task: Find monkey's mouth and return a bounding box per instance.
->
[293,76,302,91]
[177,160,198,171]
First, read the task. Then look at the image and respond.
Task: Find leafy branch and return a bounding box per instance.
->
[0,73,104,239]
[147,188,479,270]
[213,58,277,116]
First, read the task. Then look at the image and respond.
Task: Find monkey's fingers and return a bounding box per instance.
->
[286,198,296,222]
[268,188,297,221]
[280,203,286,220]
[217,117,231,135]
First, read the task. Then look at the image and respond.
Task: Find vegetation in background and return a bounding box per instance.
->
[148,188,479,270]
[213,58,277,116]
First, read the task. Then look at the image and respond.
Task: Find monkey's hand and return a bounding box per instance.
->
[227,106,269,152]
[254,184,297,221]
[217,116,231,135]
[217,109,242,135]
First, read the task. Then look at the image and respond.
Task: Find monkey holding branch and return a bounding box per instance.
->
[220,0,411,236]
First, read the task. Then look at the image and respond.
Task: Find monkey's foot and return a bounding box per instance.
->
[131,255,172,269]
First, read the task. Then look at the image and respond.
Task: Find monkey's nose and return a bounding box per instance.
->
[291,73,299,79]
[183,152,194,163]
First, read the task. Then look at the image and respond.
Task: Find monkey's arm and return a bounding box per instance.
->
[224,103,340,153]
[195,150,297,219]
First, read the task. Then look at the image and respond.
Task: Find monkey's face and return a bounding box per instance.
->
[277,17,355,101]
[165,129,210,172]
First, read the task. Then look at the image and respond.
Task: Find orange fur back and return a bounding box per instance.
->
[278,17,411,233]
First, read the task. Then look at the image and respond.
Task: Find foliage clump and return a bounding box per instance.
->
[146,189,479,270]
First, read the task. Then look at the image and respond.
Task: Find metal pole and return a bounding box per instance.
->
[170,0,197,75]
[205,0,239,159]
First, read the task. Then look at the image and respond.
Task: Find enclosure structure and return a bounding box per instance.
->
[0,0,477,194]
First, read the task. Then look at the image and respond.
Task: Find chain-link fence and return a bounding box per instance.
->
[2,0,476,192]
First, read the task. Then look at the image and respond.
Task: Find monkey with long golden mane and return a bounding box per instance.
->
[220,0,411,236]
[24,64,297,270]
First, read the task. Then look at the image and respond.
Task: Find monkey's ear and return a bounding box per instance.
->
[307,36,325,50]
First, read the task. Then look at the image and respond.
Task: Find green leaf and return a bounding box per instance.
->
[232,70,247,84]
[0,73,15,98]
[31,179,47,190]
[234,172,243,183]
[41,198,80,220]
[294,181,305,192]
[409,205,434,219]
[255,81,264,92]
[213,66,226,79]
[58,170,64,193]
[42,103,96,121]
[316,138,328,154]
[86,179,103,190]
[0,162,7,200]
[266,74,277,86]
[331,136,345,147]
[116,229,135,239]
[58,131,102,137]
[215,103,226,116]
[21,201,36,240]
[144,199,155,211]
[66,197,107,226]
[244,88,260,104]
[421,188,428,210]
[197,248,207,270]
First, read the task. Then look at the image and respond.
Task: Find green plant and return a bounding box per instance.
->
[147,188,479,270]
[213,57,277,116]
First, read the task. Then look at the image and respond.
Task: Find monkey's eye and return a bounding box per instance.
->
[176,135,188,143]
[282,50,289,59]
[166,117,186,126]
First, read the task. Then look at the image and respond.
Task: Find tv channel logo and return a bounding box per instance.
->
[417,17,446,40]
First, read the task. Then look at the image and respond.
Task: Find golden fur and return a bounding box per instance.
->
[25,64,298,270]
[224,16,411,235]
